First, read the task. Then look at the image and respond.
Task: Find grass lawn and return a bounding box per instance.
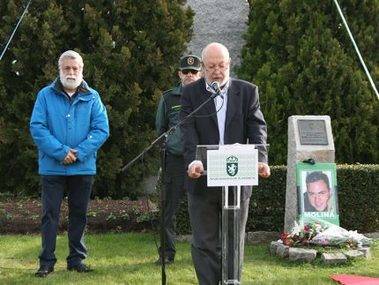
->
[0,233,377,284]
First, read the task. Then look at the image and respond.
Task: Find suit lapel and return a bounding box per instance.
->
[225,79,240,129]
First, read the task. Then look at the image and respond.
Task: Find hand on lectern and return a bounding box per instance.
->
[258,162,270,178]
[188,160,204,179]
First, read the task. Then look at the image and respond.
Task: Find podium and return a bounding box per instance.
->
[196,144,259,285]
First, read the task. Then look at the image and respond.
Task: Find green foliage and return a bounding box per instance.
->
[337,164,379,232]
[247,165,287,232]
[176,165,379,234]
[176,199,190,234]
[0,0,193,197]
[237,0,379,164]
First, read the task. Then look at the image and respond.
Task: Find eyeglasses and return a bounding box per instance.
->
[181,69,199,75]
[203,63,229,72]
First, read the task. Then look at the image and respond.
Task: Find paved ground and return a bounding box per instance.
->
[186,0,250,75]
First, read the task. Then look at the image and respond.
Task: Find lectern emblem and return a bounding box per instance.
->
[226,156,238,177]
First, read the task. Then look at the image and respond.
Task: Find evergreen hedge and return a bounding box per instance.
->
[0,0,193,198]
[176,164,379,234]
[237,0,379,165]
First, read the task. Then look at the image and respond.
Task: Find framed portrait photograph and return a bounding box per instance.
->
[296,162,339,226]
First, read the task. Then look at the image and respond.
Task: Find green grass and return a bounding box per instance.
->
[0,233,377,284]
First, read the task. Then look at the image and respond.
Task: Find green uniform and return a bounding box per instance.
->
[156,85,183,156]
[155,84,186,261]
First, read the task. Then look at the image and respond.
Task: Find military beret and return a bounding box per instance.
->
[179,55,201,71]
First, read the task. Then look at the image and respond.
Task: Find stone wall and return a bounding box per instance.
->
[185,0,249,75]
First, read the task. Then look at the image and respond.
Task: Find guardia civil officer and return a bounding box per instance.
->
[155,55,201,264]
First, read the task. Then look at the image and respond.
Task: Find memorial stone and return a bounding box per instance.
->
[284,116,335,231]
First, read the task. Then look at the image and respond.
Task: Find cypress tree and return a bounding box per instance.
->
[237,0,378,164]
[0,0,193,197]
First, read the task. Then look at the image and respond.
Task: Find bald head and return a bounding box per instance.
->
[201,43,231,85]
[201,43,230,62]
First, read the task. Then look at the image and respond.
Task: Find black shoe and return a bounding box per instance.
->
[35,265,54,277]
[155,256,174,265]
[67,263,93,273]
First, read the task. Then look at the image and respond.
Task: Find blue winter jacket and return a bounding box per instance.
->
[30,79,109,175]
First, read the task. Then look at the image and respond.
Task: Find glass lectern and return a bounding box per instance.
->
[196,144,260,285]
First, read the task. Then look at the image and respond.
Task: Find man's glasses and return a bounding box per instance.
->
[181,69,199,75]
[203,62,229,72]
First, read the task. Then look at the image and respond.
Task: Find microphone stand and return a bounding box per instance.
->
[121,90,220,173]
[121,90,221,285]
[159,133,168,285]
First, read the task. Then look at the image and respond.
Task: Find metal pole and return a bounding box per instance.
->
[0,0,33,61]
[222,186,241,285]
[332,0,379,100]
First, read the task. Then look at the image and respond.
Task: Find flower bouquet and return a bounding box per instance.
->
[279,221,372,248]
[280,221,327,247]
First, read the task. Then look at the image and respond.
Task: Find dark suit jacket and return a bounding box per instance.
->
[180,77,268,196]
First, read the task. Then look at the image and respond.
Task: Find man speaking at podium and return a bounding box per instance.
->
[180,42,270,285]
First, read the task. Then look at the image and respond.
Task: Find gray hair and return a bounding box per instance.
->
[58,50,84,69]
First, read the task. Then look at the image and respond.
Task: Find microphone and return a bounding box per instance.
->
[211,81,221,94]
[210,81,223,99]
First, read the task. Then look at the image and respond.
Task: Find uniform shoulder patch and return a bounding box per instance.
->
[171,105,181,111]
[163,88,173,95]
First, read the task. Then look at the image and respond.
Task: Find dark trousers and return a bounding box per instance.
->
[188,190,250,285]
[39,175,93,267]
[159,153,186,259]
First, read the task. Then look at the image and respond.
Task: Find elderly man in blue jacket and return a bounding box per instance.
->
[30,50,109,277]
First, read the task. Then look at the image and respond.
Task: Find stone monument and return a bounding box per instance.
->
[284,115,335,232]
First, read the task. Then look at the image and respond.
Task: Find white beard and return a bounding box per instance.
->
[59,71,83,90]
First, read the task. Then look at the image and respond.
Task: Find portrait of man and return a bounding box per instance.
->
[303,171,333,212]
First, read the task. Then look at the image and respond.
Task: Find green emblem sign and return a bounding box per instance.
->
[206,145,258,187]
[226,156,238,177]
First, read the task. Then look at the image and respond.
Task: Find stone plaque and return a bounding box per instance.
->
[298,120,328,145]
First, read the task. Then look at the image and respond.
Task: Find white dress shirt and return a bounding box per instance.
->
[205,81,230,145]
[188,80,230,170]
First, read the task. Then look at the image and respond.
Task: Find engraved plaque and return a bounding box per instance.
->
[298,120,328,145]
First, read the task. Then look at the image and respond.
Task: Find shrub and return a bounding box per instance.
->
[176,165,378,234]
[237,1,379,165]
[0,0,194,198]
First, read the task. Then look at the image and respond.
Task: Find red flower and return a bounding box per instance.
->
[280,232,294,246]
[280,232,289,240]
